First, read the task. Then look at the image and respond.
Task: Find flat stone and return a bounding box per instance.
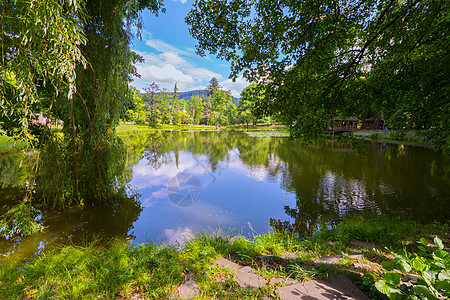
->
[269,277,299,286]
[349,240,381,250]
[347,247,363,254]
[260,297,271,300]
[177,280,200,299]
[281,252,298,260]
[345,253,365,260]
[235,268,267,289]
[214,258,240,271]
[315,255,342,265]
[238,266,254,273]
[276,275,370,300]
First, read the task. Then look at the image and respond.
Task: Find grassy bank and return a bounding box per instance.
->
[0,135,27,155]
[353,130,427,146]
[117,124,219,135]
[116,123,289,135]
[1,216,448,299]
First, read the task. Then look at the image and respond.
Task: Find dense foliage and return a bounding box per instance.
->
[0,0,164,239]
[187,0,449,147]
[0,0,86,143]
[364,237,450,299]
[1,0,164,210]
[129,78,241,126]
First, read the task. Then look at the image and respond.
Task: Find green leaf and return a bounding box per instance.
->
[438,270,450,281]
[433,249,450,260]
[423,270,439,284]
[418,245,429,253]
[434,237,444,250]
[412,257,429,272]
[420,238,429,246]
[393,257,412,272]
[375,280,390,294]
[435,278,450,292]
[382,260,393,271]
[375,280,403,298]
[412,285,438,300]
[362,274,374,286]
[384,272,401,286]
[389,293,403,300]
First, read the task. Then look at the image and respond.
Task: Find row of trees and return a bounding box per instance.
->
[187,0,449,148]
[123,78,268,126]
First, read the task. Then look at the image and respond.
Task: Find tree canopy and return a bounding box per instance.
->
[187,0,449,147]
[1,0,165,209]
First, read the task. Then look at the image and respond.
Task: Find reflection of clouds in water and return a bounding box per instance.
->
[133,148,285,192]
[180,201,234,224]
[164,227,193,246]
[225,149,283,182]
[131,151,212,190]
[141,197,158,208]
[152,188,167,199]
[316,171,381,214]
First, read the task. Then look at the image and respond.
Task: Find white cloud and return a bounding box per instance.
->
[131,30,236,92]
[145,38,188,56]
[161,52,186,66]
[220,76,251,97]
[185,68,222,81]
[136,64,195,88]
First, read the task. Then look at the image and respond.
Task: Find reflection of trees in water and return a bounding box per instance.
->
[272,140,450,234]
[1,194,143,261]
[237,136,271,166]
[1,142,144,259]
[120,131,449,236]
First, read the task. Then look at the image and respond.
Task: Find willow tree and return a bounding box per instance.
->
[187,0,449,147]
[38,0,164,208]
[1,0,164,210]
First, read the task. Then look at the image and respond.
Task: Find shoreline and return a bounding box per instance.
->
[1,216,448,299]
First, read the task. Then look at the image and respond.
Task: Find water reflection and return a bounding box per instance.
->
[1,130,449,258]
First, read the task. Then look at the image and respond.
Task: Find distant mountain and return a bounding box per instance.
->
[142,90,240,107]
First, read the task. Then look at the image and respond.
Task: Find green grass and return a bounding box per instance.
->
[116,124,218,135]
[353,130,425,145]
[1,217,448,299]
[0,135,28,154]
[117,123,289,135]
[244,131,289,137]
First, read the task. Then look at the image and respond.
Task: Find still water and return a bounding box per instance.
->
[1,130,449,259]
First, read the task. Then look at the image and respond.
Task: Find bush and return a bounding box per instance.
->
[364,237,450,299]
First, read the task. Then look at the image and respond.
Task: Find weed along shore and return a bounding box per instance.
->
[1,217,449,299]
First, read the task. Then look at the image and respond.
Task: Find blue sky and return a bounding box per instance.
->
[130,0,249,97]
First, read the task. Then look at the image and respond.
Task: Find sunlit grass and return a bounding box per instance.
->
[0,217,448,299]
[0,135,27,153]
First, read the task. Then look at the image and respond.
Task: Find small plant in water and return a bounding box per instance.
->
[364,236,450,299]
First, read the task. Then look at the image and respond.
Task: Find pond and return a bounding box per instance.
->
[1,130,449,260]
